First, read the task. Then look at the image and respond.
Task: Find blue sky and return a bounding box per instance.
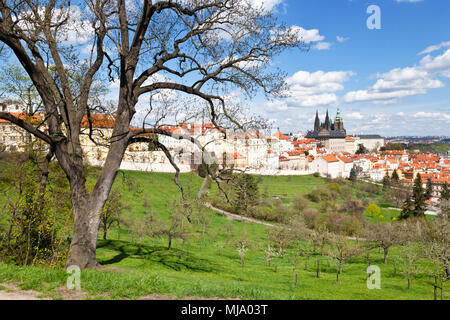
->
[2,0,449,137]
[254,0,450,136]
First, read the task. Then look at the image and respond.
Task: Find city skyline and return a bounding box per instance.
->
[247,0,450,136]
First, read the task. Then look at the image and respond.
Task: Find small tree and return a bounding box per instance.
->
[266,226,293,257]
[100,188,125,240]
[397,220,425,289]
[391,170,400,183]
[234,231,252,268]
[366,203,381,217]
[232,173,259,215]
[412,174,427,217]
[382,172,391,190]
[400,196,414,220]
[364,222,400,263]
[326,233,363,283]
[349,166,357,182]
[149,203,189,250]
[425,178,433,200]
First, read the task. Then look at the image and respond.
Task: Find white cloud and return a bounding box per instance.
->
[344,49,450,104]
[285,26,324,43]
[336,36,349,43]
[249,0,284,11]
[346,112,364,120]
[314,42,332,50]
[419,41,450,55]
[413,112,450,122]
[284,70,355,107]
[280,26,330,50]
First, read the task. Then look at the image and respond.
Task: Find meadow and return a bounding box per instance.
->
[0,169,447,300]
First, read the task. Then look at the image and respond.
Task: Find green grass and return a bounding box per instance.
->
[0,170,446,300]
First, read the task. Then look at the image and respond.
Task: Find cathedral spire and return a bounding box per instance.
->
[324,109,330,131]
[314,110,320,131]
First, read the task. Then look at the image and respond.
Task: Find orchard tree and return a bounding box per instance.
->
[326,233,363,283]
[364,222,400,264]
[99,187,125,240]
[0,0,303,267]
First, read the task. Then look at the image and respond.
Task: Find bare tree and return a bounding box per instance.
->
[363,222,400,264]
[326,233,363,283]
[397,219,425,290]
[422,200,449,298]
[0,0,303,267]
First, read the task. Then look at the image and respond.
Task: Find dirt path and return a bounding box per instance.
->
[204,202,280,228]
[0,283,50,300]
[204,202,368,241]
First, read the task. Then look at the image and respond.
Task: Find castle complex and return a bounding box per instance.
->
[306,108,347,140]
[305,108,384,153]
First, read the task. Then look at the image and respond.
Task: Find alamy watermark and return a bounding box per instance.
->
[367,265,381,290]
[66,265,81,291]
[367,5,381,30]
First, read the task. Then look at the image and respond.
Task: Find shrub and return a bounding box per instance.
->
[340,215,362,237]
[328,182,342,194]
[0,158,71,267]
[291,195,309,213]
[360,183,380,195]
[306,190,321,203]
[307,186,338,203]
[302,208,320,229]
[340,198,365,216]
[366,203,381,217]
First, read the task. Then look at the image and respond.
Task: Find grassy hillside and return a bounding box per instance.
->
[0,169,446,300]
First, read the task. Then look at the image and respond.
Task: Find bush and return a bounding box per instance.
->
[302,208,320,229]
[313,172,320,178]
[366,203,381,217]
[291,195,309,213]
[340,215,362,237]
[360,183,381,195]
[0,157,71,267]
[340,198,365,216]
[328,183,342,194]
[306,186,339,203]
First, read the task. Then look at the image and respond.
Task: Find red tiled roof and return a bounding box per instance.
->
[322,154,339,163]
[81,114,116,128]
[274,131,289,140]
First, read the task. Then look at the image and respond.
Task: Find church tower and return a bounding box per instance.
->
[324,110,331,131]
[334,108,345,133]
[314,110,320,131]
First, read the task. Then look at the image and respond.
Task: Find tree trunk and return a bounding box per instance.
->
[315,260,320,278]
[168,234,172,250]
[383,247,389,264]
[445,257,449,280]
[60,115,129,268]
[65,180,100,268]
